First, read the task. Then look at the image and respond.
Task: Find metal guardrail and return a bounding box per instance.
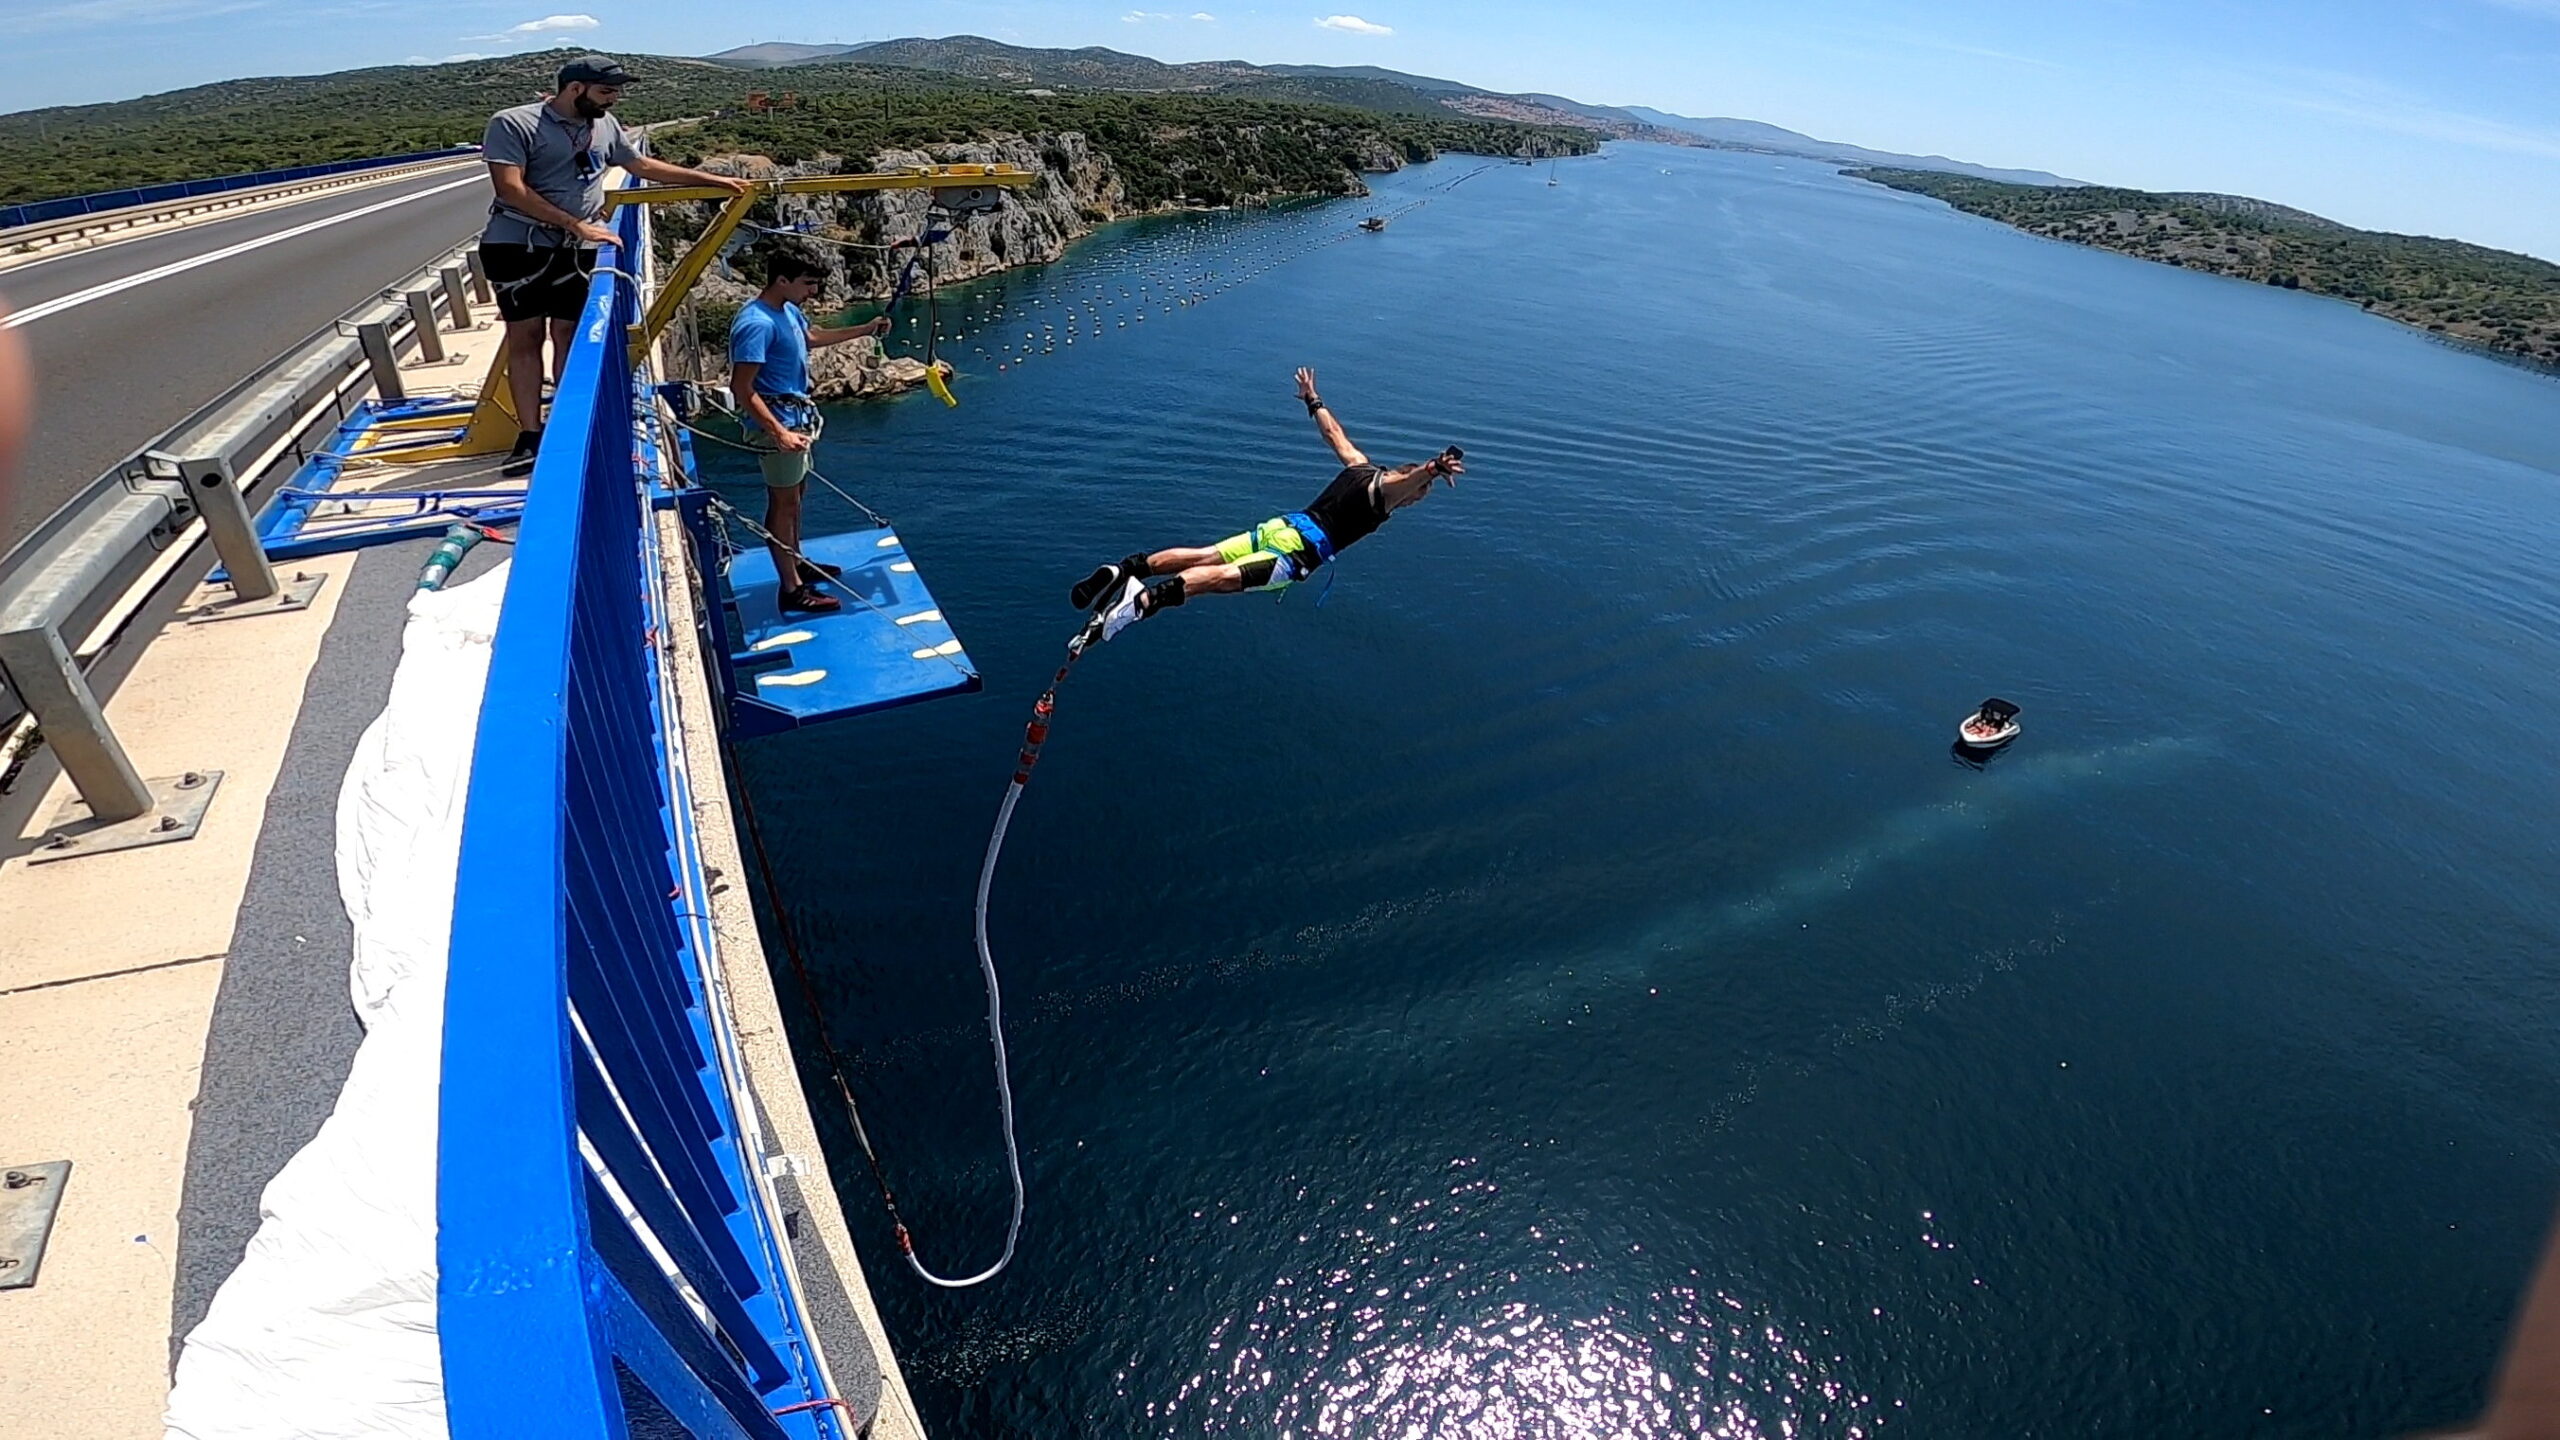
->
[0,147,478,235]
[0,237,485,833]
[438,202,843,1437]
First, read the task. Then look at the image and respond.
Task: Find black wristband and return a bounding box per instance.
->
[1304,396,1325,414]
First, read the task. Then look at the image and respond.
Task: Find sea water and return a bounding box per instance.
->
[700,143,2560,1437]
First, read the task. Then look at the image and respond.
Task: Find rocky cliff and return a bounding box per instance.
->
[670,130,1391,400]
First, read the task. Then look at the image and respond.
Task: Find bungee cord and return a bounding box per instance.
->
[683,160,1514,1290]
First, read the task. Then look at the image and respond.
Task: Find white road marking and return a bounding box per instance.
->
[0,159,479,278]
[3,174,485,330]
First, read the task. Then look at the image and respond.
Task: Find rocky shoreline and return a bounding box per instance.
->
[669,131,1397,401]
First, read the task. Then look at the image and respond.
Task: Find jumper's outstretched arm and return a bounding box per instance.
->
[1377,449,1465,512]
[1295,366,1368,467]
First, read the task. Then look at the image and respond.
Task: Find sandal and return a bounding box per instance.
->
[778,585,841,615]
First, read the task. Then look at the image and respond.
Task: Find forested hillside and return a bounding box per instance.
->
[1859,168,2560,368]
[0,47,1587,208]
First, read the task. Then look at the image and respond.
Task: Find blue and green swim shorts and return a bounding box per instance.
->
[1214,515,1324,591]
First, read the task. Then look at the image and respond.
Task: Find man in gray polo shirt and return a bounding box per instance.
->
[479,54,748,475]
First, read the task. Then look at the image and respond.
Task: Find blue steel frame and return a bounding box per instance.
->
[438,201,844,1438]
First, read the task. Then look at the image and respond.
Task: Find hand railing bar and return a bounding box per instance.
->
[632,369,852,1432]
[574,1042,787,1385]
[615,198,840,1432]
[564,774,722,1096]
[565,896,747,1219]
[559,671,708,1025]
[573,1026,756,1298]
[584,1174,789,1440]
[566,960,770,1300]
[561,680,719,1076]
[566,197,816,1407]
[435,241,624,1438]
[438,186,835,1437]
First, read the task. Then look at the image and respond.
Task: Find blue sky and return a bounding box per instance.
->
[8,1,2560,259]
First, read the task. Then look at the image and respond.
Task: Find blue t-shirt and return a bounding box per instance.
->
[728,299,812,407]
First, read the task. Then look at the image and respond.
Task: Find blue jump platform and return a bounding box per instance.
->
[724,524,980,736]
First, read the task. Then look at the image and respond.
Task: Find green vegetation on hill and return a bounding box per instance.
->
[663,83,1590,209]
[0,47,1588,210]
[0,51,730,205]
[1856,168,2560,368]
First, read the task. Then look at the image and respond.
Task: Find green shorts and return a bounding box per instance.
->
[1215,516,1320,591]
[745,407,822,488]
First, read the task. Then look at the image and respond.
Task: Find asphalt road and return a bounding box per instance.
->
[0,163,495,553]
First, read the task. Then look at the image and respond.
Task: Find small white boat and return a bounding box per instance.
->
[1957,697,2021,749]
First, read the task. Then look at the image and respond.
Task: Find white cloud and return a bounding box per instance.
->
[404,50,495,63]
[2229,66,2560,165]
[1316,13,1392,35]
[503,12,598,34]
[462,12,600,44]
[1193,11,1217,18]
[1123,9,1173,19]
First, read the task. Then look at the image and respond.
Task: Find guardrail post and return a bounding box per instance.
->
[465,249,493,304]
[357,322,407,401]
[406,289,446,364]
[441,266,476,329]
[0,628,152,824]
[162,453,324,622]
[0,624,221,863]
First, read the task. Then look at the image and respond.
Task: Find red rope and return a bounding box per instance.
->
[771,1395,861,1422]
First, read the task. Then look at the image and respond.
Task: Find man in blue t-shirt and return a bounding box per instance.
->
[729,241,892,613]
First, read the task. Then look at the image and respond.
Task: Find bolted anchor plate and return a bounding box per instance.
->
[28,770,223,864]
[187,570,327,625]
[0,1161,73,1290]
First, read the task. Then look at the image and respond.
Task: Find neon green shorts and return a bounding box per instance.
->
[1214,516,1319,592]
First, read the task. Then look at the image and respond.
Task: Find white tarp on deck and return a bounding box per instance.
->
[164,562,507,1440]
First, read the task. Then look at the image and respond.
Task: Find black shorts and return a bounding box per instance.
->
[479,242,599,324]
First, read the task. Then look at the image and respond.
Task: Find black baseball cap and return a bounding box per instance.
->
[558,55,636,87]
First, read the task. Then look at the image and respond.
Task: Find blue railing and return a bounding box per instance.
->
[438,203,842,1437]
[0,146,477,232]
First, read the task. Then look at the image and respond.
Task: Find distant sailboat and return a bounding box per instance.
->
[1547,156,1559,187]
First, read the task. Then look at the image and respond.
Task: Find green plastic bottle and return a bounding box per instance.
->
[417,524,483,591]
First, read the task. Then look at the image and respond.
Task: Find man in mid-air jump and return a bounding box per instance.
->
[1071,366,1466,644]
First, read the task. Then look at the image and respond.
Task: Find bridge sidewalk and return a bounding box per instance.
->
[0,320,500,1439]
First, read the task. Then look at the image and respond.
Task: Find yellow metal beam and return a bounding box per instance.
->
[371,165,1037,462]
[635,188,762,363]
[603,164,1036,208]
[622,165,1037,361]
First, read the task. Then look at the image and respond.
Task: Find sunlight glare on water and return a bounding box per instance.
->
[715,141,2560,1437]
